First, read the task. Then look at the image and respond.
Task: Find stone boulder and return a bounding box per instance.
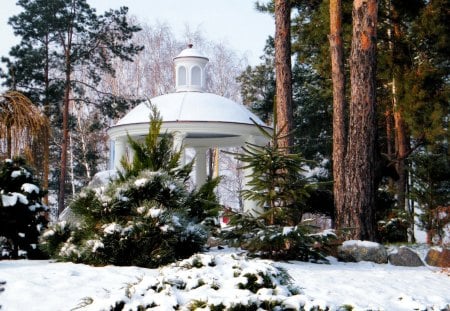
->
[388,247,424,266]
[425,248,450,267]
[337,240,388,264]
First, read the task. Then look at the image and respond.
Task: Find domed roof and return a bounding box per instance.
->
[174,44,208,60]
[116,91,266,127]
[108,45,270,146]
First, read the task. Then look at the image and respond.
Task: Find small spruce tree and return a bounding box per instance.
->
[40,105,221,267]
[410,145,450,245]
[232,119,312,225]
[0,157,48,259]
[222,118,335,261]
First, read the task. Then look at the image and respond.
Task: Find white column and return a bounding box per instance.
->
[113,137,127,171]
[195,147,208,187]
[242,135,263,216]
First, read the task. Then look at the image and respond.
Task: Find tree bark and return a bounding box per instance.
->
[390,3,413,241]
[391,7,411,218]
[58,17,74,215]
[43,33,50,204]
[393,80,410,210]
[274,0,294,151]
[343,0,378,241]
[58,56,71,214]
[329,0,347,229]
[385,108,395,189]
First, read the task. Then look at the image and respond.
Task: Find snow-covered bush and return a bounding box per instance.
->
[107,252,304,311]
[40,106,221,267]
[0,157,48,259]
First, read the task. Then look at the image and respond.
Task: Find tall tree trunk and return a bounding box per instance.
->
[329,0,347,229]
[393,80,410,210]
[69,133,76,196]
[385,108,395,189]
[6,67,17,159]
[58,59,70,214]
[43,33,50,204]
[274,0,294,151]
[390,3,413,241]
[391,7,412,238]
[343,0,378,241]
[74,104,92,181]
[208,148,219,179]
[58,21,73,214]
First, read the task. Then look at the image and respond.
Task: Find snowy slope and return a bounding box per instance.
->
[0,248,449,311]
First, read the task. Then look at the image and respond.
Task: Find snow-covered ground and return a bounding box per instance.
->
[1,248,449,311]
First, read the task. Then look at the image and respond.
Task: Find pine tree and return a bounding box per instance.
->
[342,0,378,241]
[238,39,332,167]
[274,0,294,151]
[0,157,48,259]
[2,0,143,214]
[40,106,221,268]
[252,0,448,242]
[410,144,450,245]
[329,0,347,233]
[237,42,276,124]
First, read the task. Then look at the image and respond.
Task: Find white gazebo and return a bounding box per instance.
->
[107,45,271,212]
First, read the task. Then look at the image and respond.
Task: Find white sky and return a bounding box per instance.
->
[0,0,274,66]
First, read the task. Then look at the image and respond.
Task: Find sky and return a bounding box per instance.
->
[0,0,274,66]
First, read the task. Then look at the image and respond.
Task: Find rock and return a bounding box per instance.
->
[388,247,424,266]
[425,248,450,267]
[337,240,388,264]
[206,236,222,248]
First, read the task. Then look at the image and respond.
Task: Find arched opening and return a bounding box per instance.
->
[191,66,201,86]
[178,66,187,85]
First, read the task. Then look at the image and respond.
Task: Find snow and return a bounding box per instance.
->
[102,223,123,235]
[10,169,31,178]
[342,240,381,248]
[116,92,267,126]
[1,192,29,207]
[10,170,22,178]
[0,248,449,310]
[86,240,104,253]
[149,208,162,218]
[21,183,40,194]
[134,178,148,187]
[282,226,294,235]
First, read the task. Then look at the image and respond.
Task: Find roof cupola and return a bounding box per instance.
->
[173,44,209,92]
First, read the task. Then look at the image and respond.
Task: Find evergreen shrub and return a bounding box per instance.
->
[40,106,221,267]
[221,118,335,261]
[222,214,335,262]
[377,208,410,243]
[0,157,48,259]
